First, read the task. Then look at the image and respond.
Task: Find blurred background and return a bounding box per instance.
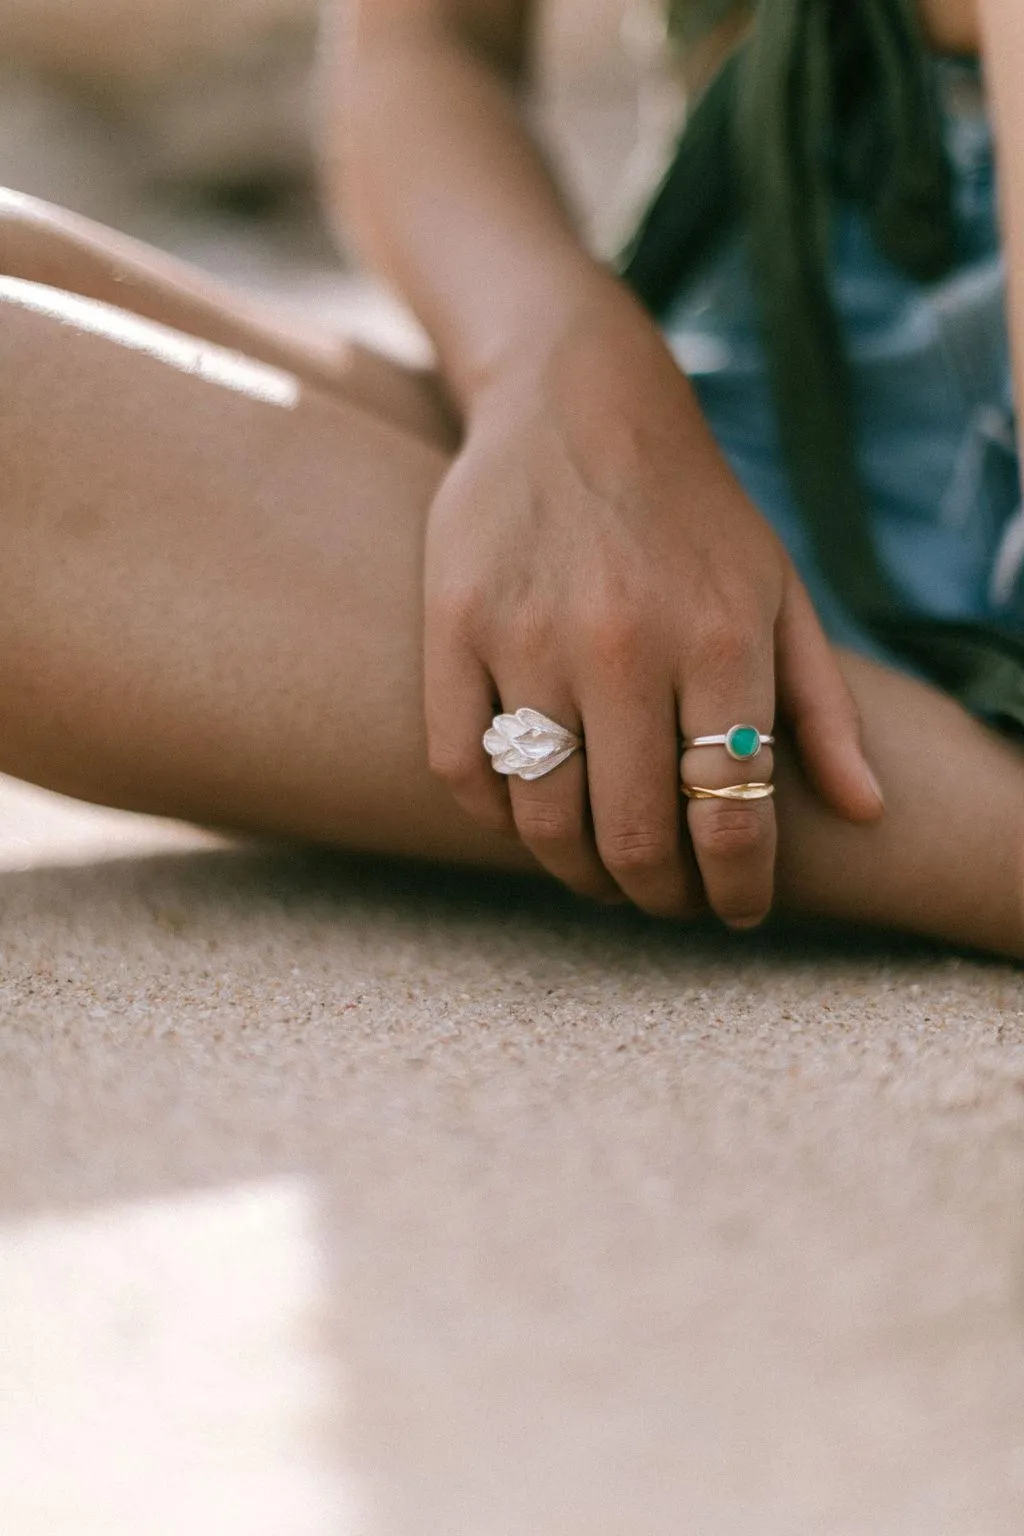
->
[0,0,682,355]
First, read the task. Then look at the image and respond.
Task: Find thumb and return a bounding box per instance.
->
[775,572,885,824]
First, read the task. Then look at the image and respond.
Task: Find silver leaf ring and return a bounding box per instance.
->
[482,707,582,782]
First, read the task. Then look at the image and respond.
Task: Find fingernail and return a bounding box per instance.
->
[728,913,767,932]
[864,765,885,808]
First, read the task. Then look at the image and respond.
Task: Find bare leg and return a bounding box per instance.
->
[0,247,1020,957]
[0,188,460,449]
[775,656,1024,957]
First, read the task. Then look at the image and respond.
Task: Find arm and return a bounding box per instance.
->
[321,0,883,929]
[320,0,611,409]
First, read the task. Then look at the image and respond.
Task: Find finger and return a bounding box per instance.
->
[679,639,777,929]
[424,635,515,838]
[499,686,622,903]
[775,571,885,823]
[583,679,702,920]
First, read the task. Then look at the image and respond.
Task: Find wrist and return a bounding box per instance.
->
[459,261,638,420]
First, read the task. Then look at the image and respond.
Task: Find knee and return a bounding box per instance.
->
[0,188,65,282]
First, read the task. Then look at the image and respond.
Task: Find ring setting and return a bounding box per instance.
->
[684,723,774,761]
[483,707,582,782]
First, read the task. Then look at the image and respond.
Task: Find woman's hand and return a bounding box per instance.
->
[424,277,884,925]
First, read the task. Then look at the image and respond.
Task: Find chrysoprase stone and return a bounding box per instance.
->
[727,725,761,760]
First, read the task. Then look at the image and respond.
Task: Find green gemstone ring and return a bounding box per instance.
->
[685,724,774,762]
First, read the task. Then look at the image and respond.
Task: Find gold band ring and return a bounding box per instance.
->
[681,782,775,802]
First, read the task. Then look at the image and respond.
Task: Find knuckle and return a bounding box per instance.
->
[599,822,679,875]
[694,803,771,862]
[585,606,645,669]
[510,601,556,655]
[692,617,760,678]
[514,801,580,849]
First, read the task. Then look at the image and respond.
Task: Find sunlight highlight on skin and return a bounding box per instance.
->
[0,275,301,408]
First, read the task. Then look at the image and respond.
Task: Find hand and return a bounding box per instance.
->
[424,276,883,925]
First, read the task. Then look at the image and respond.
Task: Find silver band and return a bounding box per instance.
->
[483,707,582,782]
[684,723,774,761]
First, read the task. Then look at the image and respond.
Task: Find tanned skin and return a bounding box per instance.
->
[0,0,1018,956]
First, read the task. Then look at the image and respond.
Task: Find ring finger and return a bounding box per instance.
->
[492,684,621,902]
[680,692,777,929]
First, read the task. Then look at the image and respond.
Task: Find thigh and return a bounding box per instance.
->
[2,272,1022,955]
[774,649,1024,957]
[0,186,461,450]
[0,273,519,869]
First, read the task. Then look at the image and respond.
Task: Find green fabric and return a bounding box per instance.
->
[625,0,955,616]
[873,620,1024,738]
[623,1,1024,740]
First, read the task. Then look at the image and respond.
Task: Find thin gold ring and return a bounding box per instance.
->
[681,782,775,802]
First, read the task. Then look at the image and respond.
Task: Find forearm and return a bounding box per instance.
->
[320,6,616,411]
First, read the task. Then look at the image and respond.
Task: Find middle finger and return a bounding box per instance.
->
[584,680,700,919]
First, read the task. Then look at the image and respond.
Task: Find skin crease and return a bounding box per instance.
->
[0,0,1018,957]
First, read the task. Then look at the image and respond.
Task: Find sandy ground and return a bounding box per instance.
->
[0,35,1023,1526]
[0,769,1022,1535]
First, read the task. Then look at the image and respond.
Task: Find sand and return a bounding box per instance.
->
[0,775,1021,1534]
